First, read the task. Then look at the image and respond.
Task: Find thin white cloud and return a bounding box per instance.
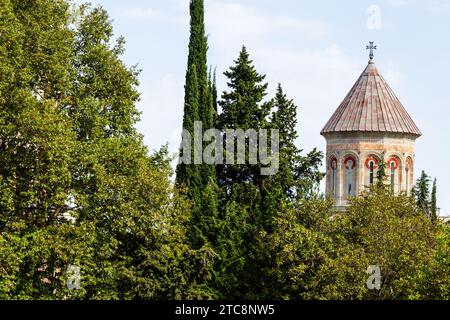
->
[384,60,403,87]
[206,1,328,45]
[254,45,361,140]
[423,1,450,13]
[385,0,450,13]
[386,0,416,7]
[170,0,358,165]
[121,8,164,21]
[136,73,184,156]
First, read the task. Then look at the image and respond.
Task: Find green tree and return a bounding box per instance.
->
[340,188,436,299]
[71,4,141,141]
[270,84,323,200]
[0,0,75,226]
[0,1,216,300]
[175,0,217,249]
[411,224,450,299]
[266,188,438,300]
[210,68,218,119]
[413,170,431,217]
[69,4,217,300]
[263,196,368,300]
[214,49,327,299]
[175,63,202,205]
[214,47,273,298]
[431,178,438,223]
[270,84,300,200]
[185,0,209,128]
[217,46,272,190]
[176,0,215,188]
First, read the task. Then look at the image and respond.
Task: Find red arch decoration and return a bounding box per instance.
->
[330,157,337,170]
[344,156,356,170]
[388,157,399,170]
[406,157,413,169]
[365,156,379,169]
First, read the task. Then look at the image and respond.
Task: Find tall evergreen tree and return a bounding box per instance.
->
[270,84,324,200]
[413,170,431,217]
[200,67,217,187]
[431,178,438,223]
[186,1,208,94]
[175,0,217,249]
[211,68,218,116]
[213,47,273,298]
[175,63,202,204]
[217,46,272,191]
[214,49,327,298]
[175,0,216,189]
[270,84,299,199]
[175,0,207,193]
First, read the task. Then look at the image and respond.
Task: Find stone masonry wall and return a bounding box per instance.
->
[323,132,417,210]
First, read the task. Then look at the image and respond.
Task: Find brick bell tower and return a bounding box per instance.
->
[320,43,422,211]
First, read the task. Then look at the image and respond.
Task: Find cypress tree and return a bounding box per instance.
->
[176,0,218,248]
[176,0,207,191]
[176,64,202,204]
[270,84,301,199]
[175,0,213,190]
[212,68,218,116]
[413,170,431,217]
[186,0,208,95]
[431,178,437,223]
[186,0,216,188]
[200,67,217,187]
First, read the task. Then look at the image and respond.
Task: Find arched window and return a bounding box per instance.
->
[344,156,356,197]
[388,157,399,193]
[346,160,353,195]
[365,156,379,188]
[369,161,374,186]
[331,158,337,196]
[405,165,409,190]
[390,161,395,192]
[405,157,413,193]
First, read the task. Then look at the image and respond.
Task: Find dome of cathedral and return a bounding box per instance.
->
[321,59,421,137]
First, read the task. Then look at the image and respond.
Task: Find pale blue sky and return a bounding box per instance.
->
[75,0,450,215]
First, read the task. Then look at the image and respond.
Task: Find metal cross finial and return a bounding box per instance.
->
[366,41,377,60]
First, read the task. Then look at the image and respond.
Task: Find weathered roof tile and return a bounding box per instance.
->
[321,60,421,136]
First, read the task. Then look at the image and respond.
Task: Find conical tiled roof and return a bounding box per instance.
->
[321,60,421,136]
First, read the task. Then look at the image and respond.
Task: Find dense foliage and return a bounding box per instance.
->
[265,188,445,300]
[0,0,215,299]
[0,0,448,300]
[413,170,439,222]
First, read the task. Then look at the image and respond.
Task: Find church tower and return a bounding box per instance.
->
[321,43,422,210]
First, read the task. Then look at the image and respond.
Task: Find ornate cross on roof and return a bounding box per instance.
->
[366,41,377,60]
